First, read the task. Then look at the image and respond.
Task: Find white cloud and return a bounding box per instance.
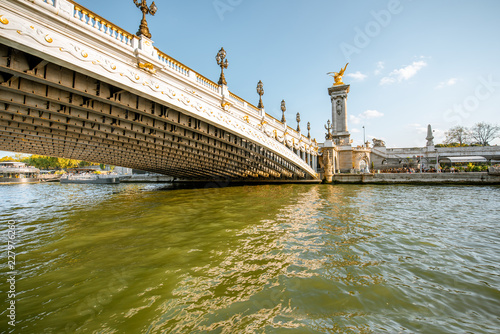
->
[380,60,427,85]
[346,71,367,81]
[350,115,362,125]
[374,61,384,75]
[435,78,458,89]
[361,110,384,119]
[351,128,361,133]
[350,110,384,125]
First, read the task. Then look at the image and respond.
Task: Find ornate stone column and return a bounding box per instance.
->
[328,84,351,146]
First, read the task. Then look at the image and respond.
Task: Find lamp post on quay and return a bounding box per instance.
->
[363,126,366,147]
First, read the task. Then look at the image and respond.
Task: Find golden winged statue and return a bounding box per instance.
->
[327,63,349,86]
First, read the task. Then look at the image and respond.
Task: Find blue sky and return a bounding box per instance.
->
[2,0,500,158]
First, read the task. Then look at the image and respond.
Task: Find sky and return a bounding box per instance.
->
[2,0,500,158]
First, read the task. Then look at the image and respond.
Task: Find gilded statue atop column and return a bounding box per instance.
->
[327,63,349,86]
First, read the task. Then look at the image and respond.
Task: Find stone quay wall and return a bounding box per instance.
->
[331,172,500,185]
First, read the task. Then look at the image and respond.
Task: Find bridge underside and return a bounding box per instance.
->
[0,43,314,181]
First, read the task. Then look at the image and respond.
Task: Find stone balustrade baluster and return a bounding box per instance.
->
[80,11,87,23]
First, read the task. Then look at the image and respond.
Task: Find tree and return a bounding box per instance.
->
[470,122,500,146]
[444,125,470,145]
[57,158,79,169]
[26,155,59,169]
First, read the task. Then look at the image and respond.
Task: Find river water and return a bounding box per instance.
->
[0,183,499,333]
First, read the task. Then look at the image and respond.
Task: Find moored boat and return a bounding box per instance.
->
[0,161,40,184]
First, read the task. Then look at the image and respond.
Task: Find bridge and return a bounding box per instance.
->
[0,0,320,181]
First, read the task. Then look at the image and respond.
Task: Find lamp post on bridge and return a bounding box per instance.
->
[133,0,157,39]
[257,80,264,109]
[216,48,228,86]
[281,100,286,123]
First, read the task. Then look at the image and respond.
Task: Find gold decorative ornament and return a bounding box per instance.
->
[327,63,349,86]
[138,62,156,74]
[45,35,53,43]
[0,15,9,25]
[221,100,231,111]
[81,52,88,58]
[243,116,250,123]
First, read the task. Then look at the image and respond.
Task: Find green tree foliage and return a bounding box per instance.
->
[24,155,81,169]
[0,153,29,162]
[3,153,112,170]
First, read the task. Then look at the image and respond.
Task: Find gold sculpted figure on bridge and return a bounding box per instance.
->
[327,63,349,86]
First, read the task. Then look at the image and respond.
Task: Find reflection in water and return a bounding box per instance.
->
[0,183,499,333]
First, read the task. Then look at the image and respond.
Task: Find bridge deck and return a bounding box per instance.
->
[0,0,320,181]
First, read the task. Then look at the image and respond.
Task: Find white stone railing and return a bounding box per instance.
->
[196,75,220,93]
[70,1,136,48]
[157,49,190,78]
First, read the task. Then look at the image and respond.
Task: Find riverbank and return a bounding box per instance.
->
[331,172,500,185]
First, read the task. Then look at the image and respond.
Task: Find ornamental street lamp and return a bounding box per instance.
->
[133,0,157,39]
[325,120,333,140]
[296,112,301,132]
[216,47,228,86]
[256,80,264,109]
[307,122,311,139]
[280,100,286,123]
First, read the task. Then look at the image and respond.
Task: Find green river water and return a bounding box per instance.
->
[0,183,499,333]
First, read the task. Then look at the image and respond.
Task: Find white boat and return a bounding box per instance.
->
[0,161,40,184]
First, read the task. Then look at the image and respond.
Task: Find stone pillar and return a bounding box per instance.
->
[328,84,351,146]
[322,139,336,182]
[426,124,435,148]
